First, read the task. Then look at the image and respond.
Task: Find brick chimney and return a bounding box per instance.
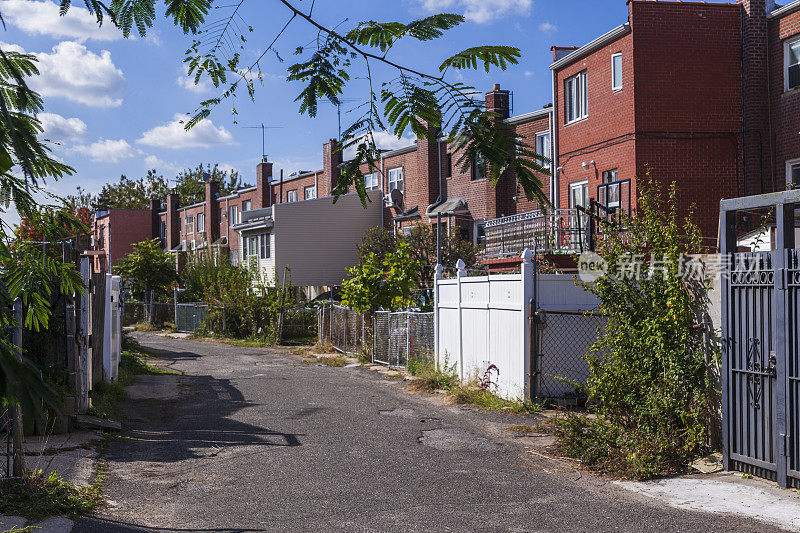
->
[204,178,220,244]
[485,83,511,119]
[320,139,343,197]
[415,124,443,208]
[166,192,180,251]
[256,159,273,208]
[739,0,772,194]
[149,197,161,241]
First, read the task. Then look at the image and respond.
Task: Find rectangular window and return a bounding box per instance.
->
[786,37,800,91]
[247,235,258,258]
[185,214,194,235]
[219,208,224,226]
[602,169,620,208]
[197,213,205,232]
[364,172,380,191]
[160,221,166,240]
[474,221,486,246]
[242,200,251,212]
[471,154,486,180]
[788,159,800,187]
[446,153,453,178]
[388,167,403,192]
[569,180,589,210]
[228,205,239,225]
[259,233,270,259]
[535,131,551,162]
[565,70,588,124]
[287,189,298,202]
[304,185,317,200]
[611,53,623,91]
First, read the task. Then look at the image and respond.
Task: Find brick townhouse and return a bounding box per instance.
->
[540,0,800,251]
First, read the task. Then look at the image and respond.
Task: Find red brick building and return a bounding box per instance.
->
[540,0,800,249]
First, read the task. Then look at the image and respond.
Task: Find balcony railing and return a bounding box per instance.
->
[483,208,588,258]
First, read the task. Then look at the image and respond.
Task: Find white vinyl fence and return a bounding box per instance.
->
[434,252,534,400]
[434,250,603,401]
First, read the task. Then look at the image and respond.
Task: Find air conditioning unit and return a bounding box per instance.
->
[384,189,404,208]
[181,240,187,252]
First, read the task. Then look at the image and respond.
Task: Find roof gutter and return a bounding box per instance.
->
[550,24,631,71]
[768,0,800,19]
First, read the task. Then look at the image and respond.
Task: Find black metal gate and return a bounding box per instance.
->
[720,191,799,488]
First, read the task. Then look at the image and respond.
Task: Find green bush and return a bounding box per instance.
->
[560,176,715,479]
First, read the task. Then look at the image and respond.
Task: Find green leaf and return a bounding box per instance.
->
[439,45,521,73]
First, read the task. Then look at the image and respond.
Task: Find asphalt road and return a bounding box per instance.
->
[73,332,779,532]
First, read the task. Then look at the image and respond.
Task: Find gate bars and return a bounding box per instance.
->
[720,190,800,488]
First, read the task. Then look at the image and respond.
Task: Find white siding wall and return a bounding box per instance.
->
[273,190,383,287]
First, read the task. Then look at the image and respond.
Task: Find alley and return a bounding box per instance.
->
[73,332,779,532]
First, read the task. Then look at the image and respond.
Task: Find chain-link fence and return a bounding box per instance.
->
[535,310,607,400]
[317,304,434,367]
[280,307,318,341]
[373,311,434,367]
[0,408,10,477]
[121,301,174,328]
[318,303,369,356]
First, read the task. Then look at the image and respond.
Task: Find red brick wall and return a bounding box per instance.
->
[770,8,800,189]
[631,0,742,241]
[94,210,155,271]
[555,28,636,215]
[272,173,320,204]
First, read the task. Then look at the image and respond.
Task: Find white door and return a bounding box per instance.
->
[569,181,589,249]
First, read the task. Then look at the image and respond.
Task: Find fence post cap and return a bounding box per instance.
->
[521,248,534,262]
[434,264,443,275]
[456,259,467,276]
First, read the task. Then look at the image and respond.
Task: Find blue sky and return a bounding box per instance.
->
[0,0,645,225]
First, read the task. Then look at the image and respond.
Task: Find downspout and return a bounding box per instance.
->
[436,134,443,265]
[550,68,560,209]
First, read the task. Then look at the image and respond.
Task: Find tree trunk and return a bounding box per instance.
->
[11,403,25,477]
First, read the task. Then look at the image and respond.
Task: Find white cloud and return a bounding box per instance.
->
[539,21,558,34]
[524,70,534,77]
[0,0,124,42]
[177,65,213,94]
[418,0,531,24]
[12,41,126,107]
[144,154,180,172]
[137,114,235,149]
[38,112,87,142]
[74,139,136,163]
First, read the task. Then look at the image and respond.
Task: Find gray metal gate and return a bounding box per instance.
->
[175,302,209,333]
[721,191,800,488]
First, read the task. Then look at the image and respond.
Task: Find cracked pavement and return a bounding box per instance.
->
[72,332,785,532]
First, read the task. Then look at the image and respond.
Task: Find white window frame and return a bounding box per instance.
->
[197,213,205,232]
[787,158,800,187]
[242,200,251,212]
[785,36,800,92]
[259,233,270,259]
[388,167,404,192]
[364,172,380,191]
[228,205,239,225]
[535,131,551,161]
[185,214,194,235]
[569,180,589,210]
[611,53,623,91]
[287,189,298,202]
[565,70,588,124]
[602,169,620,208]
[304,185,317,200]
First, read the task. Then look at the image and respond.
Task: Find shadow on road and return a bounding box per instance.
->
[76,516,267,532]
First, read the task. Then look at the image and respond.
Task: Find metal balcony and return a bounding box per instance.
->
[483,208,589,257]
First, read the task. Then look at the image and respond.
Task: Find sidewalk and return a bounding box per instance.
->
[0,430,102,533]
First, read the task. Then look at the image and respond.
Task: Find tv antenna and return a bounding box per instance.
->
[242,123,283,160]
[329,99,360,141]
